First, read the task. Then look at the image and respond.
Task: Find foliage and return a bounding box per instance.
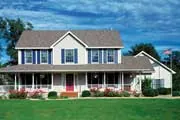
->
[125,43,160,60]
[172,91,180,96]
[157,88,171,95]
[48,91,57,99]
[29,89,44,99]
[94,91,104,97]
[0,17,33,65]
[9,88,27,99]
[121,91,131,97]
[142,78,152,92]
[82,90,91,97]
[142,88,159,97]
[133,91,140,97]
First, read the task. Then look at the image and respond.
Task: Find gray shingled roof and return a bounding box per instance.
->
[0,56,154,73]
[16,30,123,48]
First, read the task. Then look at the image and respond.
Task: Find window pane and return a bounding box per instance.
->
[41,50,48,63]
[65,49,74,63]
[92,50,99,62]
[107,50,114,62]
[25,50,32,63]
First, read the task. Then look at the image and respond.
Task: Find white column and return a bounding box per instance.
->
[14,74,17,90]
[51,73,54,90]
[118,72,121,89]
[104,72,106,88]
[85,72,88,89]
[18,73,20,91]
[139,72,142,92]
[32,73,34,90]
[122,72,124,90]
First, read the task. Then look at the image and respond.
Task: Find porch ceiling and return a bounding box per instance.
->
[0,56,154,73]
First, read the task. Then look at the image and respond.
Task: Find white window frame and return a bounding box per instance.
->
[40,50,48,64]
[91,49,99,63]
[25,50,33,64]
[65,49,74,64]
[107,49,115,63]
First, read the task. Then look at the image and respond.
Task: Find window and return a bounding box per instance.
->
[25,50,32,63]
[107,49,114,62]
[152,79,164,89]
[65,49,74,63]
[41,50,48,63]
[106,73,118,88]
[92,49,99,63]
[87,73,103,88]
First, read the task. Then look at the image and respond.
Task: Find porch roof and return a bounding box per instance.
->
[0,56,154,73]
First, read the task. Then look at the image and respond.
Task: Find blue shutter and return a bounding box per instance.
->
[61,49,65,64]
[33,50,36,64]
[21,50,25,64]
[99,49,102,64]
[115,49,118,64]
[37,50,40,64]
[74,48,78,64]
[104,49,107,63]
[48,50,52,64]
[88,49,91,64]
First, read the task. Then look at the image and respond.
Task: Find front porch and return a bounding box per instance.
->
[0,72,143,94]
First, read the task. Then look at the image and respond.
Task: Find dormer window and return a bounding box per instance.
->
[65,49,74,63]
[107,49,114,63]
[92,49,99,63]
[25,50,32,64]
[41,50,48,64]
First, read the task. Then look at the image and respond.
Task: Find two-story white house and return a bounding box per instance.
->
[0,30,175,96]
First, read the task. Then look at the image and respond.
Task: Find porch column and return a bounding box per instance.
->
[32,73,34,90]
[139,72,142,92]
[14,73,17,90]
[85,72,88,89]
[103,72,106,88]
[122,72,124,90]
[51,73,54,90]
[18,73,21,90]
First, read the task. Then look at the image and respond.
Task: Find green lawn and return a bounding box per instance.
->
[0,99,180,120]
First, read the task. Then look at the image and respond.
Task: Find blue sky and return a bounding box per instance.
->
[0,0,180,62]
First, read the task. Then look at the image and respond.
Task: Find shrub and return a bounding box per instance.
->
[9,89,27,99]
[29,89,44,99]
[133,91,140,97]
[158,88,171,95]
[143,88,159,97]
[94,91,104,97]
[172,91,180,96]
[121,91,130,97]
[48,91,57,99]
[142,78,152,92]
[82,90,91,97]
[104,88,111,97]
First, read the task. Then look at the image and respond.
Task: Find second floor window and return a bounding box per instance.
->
[25,50,32,63]
[41,50,48,63]
[92,50,99,63]
[107,49,114,63]
[65,49,74,63]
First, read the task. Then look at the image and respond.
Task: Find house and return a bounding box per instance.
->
[0,30,175,97]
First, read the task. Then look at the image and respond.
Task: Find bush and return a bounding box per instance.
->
[9,89,27,99]
[142,78,152,92]
[143,88,158,97]
[133,92,140,97]
[172,91,180,96]
[94,91,104,97]
[158,88,171,95]
[82,90,91,97]
[48,91,57,99]
[29,89,44,99]
[121,91,130,97]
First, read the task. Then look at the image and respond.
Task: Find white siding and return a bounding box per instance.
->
[53,34,86,65]
[18,50,21,64]
[118,49,122,63]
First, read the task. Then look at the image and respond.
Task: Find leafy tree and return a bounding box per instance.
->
[0,17,33,65]
[126,43,160,60]
[141,78,152,92]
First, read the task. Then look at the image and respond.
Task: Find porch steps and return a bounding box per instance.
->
[60,92,78,97]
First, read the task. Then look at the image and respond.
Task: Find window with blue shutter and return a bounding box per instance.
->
[99,49,102,64]
[61,49,65,64]
[21,50,25,64]
[88,49,91,64]
[33,50,36,64]
[48,50,52,64]
[37,50,40,64]
[74,48,78,64]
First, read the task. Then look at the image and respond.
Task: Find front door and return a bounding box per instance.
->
[66,74,74,91]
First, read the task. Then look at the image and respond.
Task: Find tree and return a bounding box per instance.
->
[0,17,33,65]
[126,43,160,60]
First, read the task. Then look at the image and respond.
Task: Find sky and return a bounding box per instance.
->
[0,0,180,63]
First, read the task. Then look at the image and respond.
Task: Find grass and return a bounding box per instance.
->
[0,99,180,120]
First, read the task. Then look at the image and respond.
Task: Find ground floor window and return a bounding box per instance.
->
[152,79,164,89]
[88,72,103,88]
[105,72,118,87]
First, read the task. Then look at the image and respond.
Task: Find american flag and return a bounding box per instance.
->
[163,49,172,55]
